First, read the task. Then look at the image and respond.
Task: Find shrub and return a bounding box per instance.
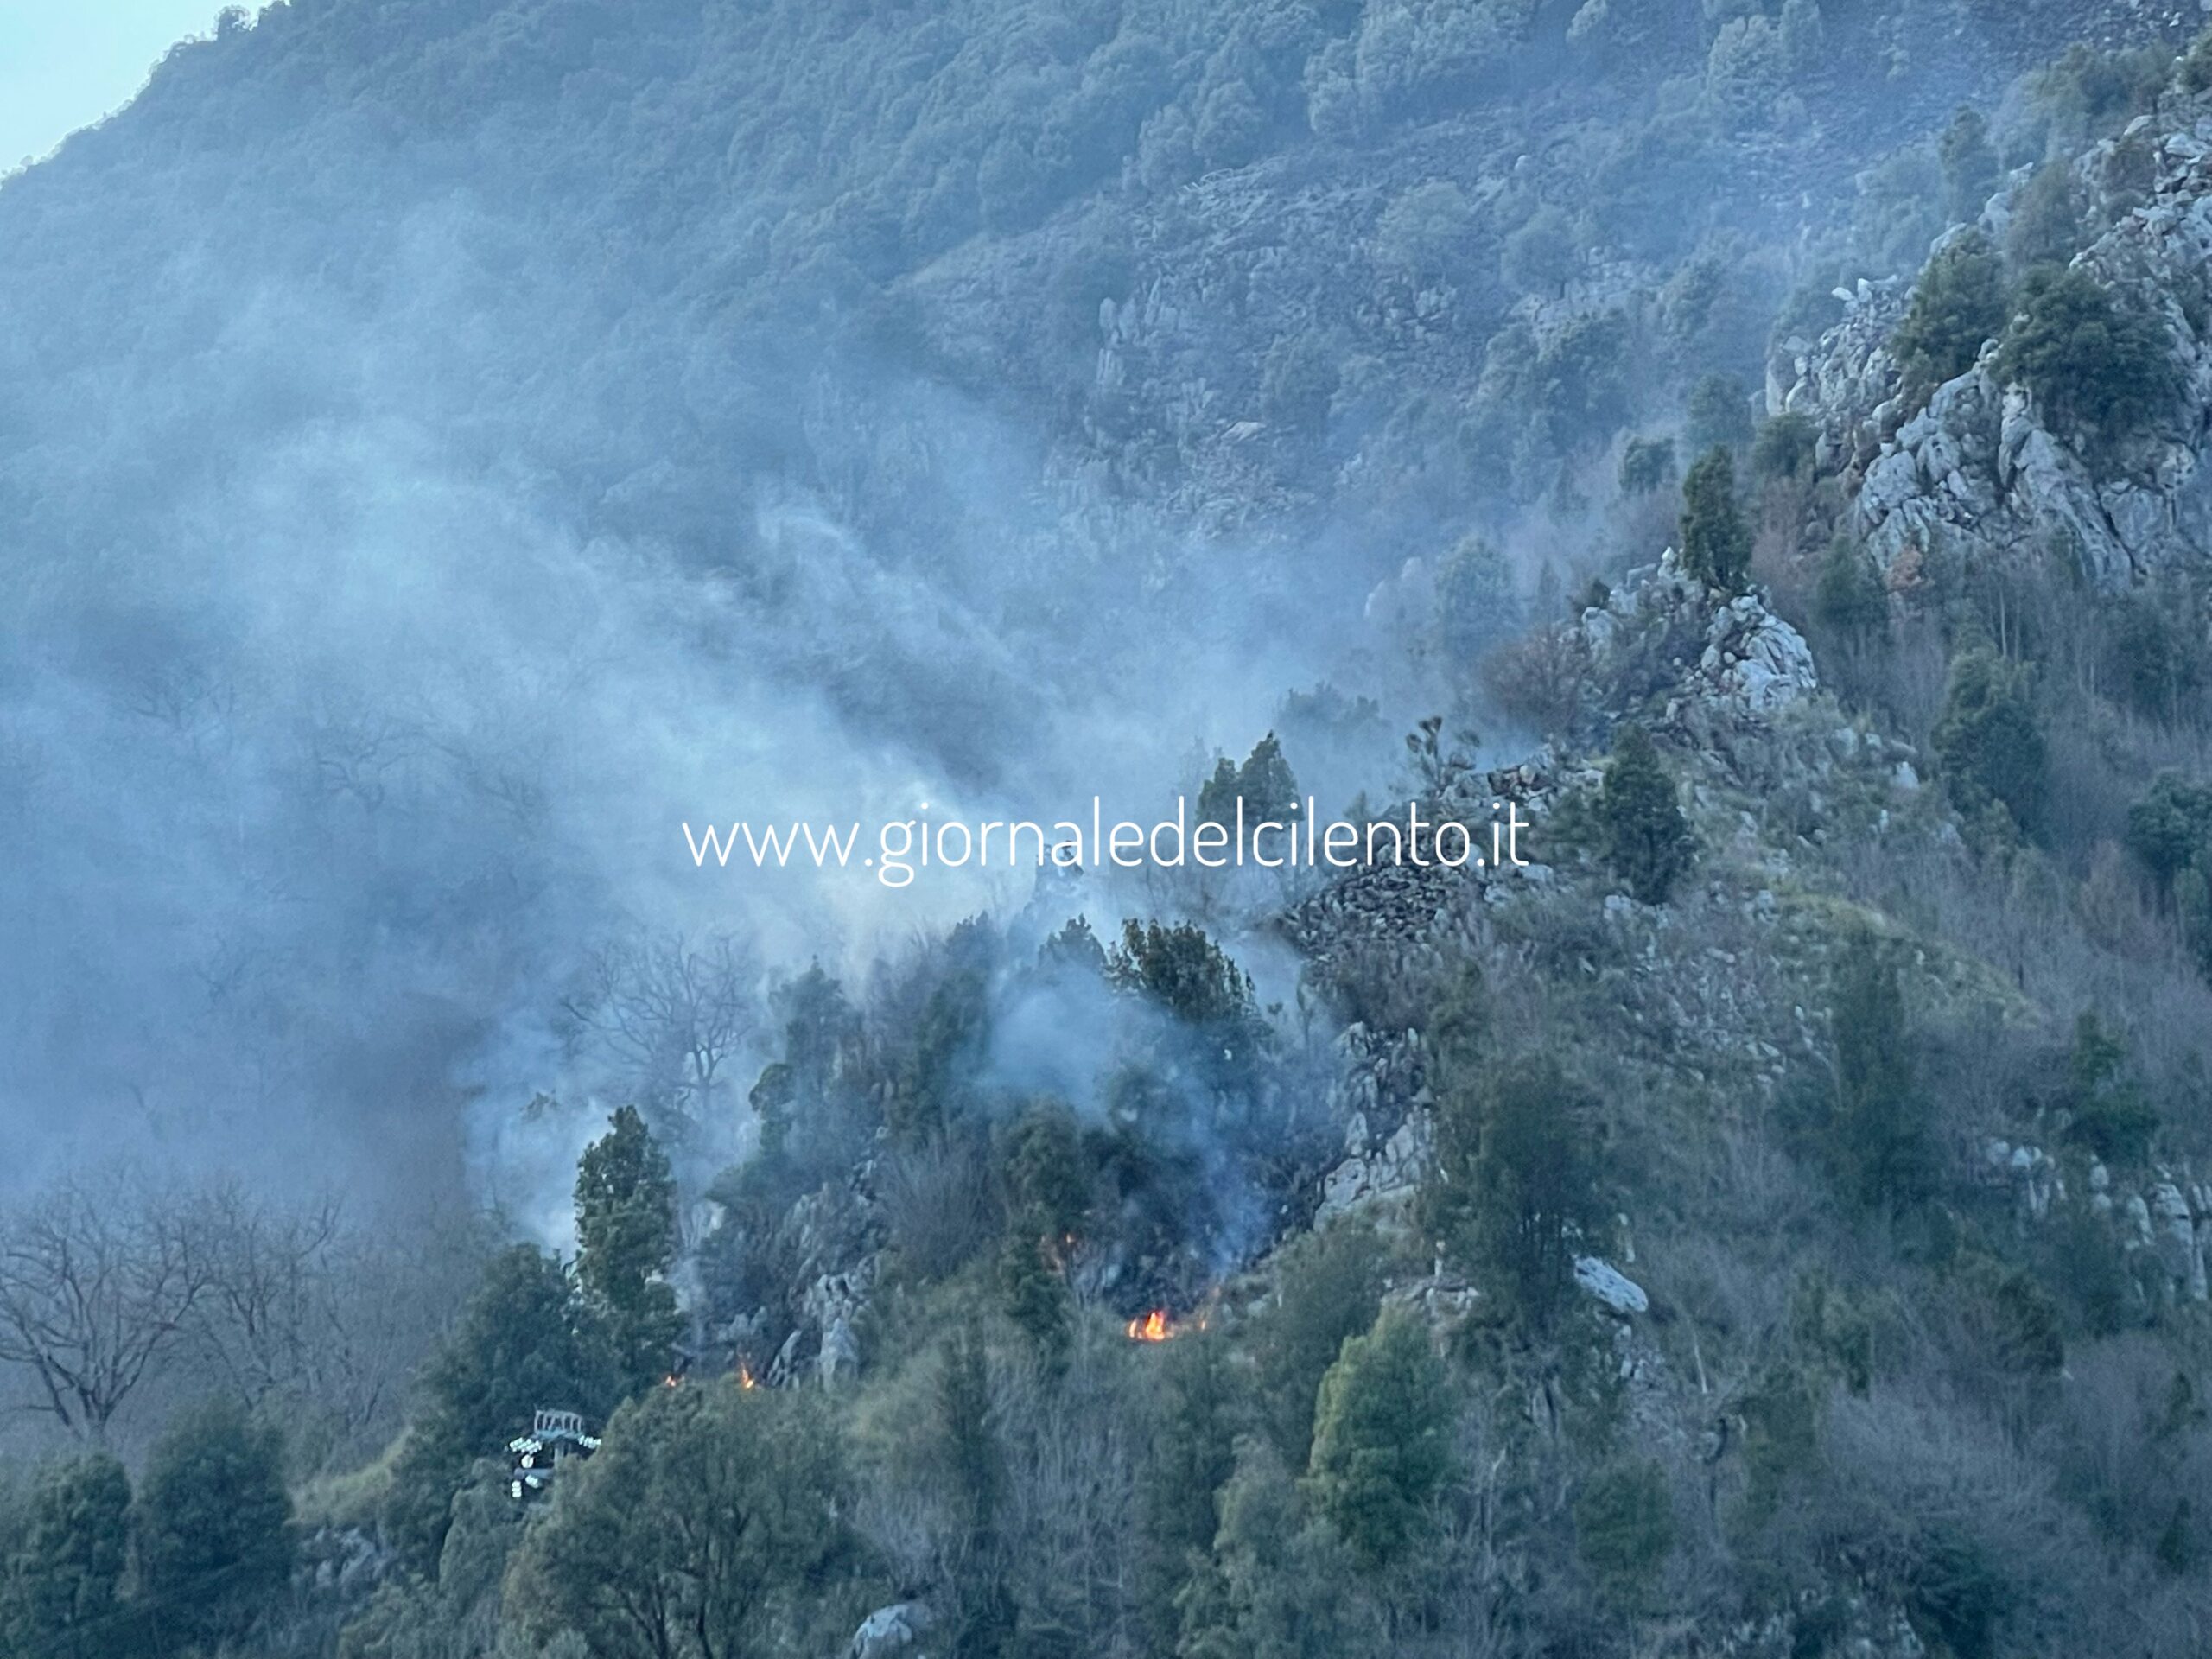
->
[1574,1459,1676,1600]
[1996,265,2179,450]
[2003,161,2087,273]
[1618,434,1676,496]
[2184,26,2212,96]
[1750,411,1817,483]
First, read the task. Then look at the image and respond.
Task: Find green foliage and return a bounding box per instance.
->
[996,1230,1070,1368]
[1197,734,1303,830]
[1956,1251,2065,1376]
[1938,106,1999,226]
[1678,445,1751,594]
[384,1245,613,1568]
[506,1380,867,1659]
[997,1101,1089,1240]
[1137,1333,1242,1649]
[1815,535,1890,642]
[1996,265,2179,450]
[2026,42,2169,151]
[1247,1223,1390,1466]
[575,1104,683,1395]
[1892,230,2008,406]
[1738,1364,1820,1523]
[1824,929,1932,1213]
[1434,533,1523,661]
[1501,203,1581,296]
[1906,1523,2005,1659]
[1573,1459,1676,1601]
[2003,161,2087,273]
[1303,1307,1453,1570]
[1930,647,2046,837]
[136,1398,294,1656]
[1749,412,1816,484]
[1175,1436,1378,1659]
[1426,1055,1603,1332]
[2060,1013,2157,1165]
[1108,920,1261,1038]
[1686,372,1753,454]
[8,1453,134,1659]
[1618,435,1677,496]
[2184,27,2212,96]
[1599,722,1694,906]
[2125,772,2212,894]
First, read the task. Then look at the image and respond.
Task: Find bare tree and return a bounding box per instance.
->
[563,931,761,1123]
[0,1172,212,1439]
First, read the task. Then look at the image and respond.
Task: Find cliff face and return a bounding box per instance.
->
[1783,90,2212,590]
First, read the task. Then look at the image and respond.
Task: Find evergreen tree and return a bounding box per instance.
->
[1678,445,1751,594]
[1303,1307,1453,1569]
[1892,231,2008,406]
[996,1231,1070,1370]
[1997,265,2179,451]
[383,1246,614,1568]
[1599,722,1694,906]
[2125,772,2212,897]
[1247,1223,1389,1468]
[1930,647,2046,838]
[506,1380,863,1659]
[1937,106,1999,226]
[1815,534,1890,644]
[1827,930,1931,1211]
[937,1327,1015,1659]
[1618,435,1676,496]
[1574,1459,1676,1605]
[2061,1013,2158,1164]
[1685,372,1752,454]
[136,1399,293,1657]
[575,1104,684,1395]
[1137,1333,1241,1649]
[10,1453,134,1659]
[1426,1055,1604,1331]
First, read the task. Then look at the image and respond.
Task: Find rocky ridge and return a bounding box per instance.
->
[1781,87,2212,589]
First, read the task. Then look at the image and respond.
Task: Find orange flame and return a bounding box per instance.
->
[1127,1309,1173,1342]
[736,1363,757,1390]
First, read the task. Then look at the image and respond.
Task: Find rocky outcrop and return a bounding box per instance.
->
[1573,546,1819,731]
[1983,1138,2212,1304]
[848,1601,935,1659]
[1784,99,2212,591]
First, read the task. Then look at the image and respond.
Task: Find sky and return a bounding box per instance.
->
[0,3,245,170]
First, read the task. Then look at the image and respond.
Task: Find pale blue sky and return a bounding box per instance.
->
[0,3,252,170]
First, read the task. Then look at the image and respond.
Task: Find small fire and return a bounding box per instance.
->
[661,1374,683,1389]
[1127,1309,1173,1342]
[736,1363,758,1390]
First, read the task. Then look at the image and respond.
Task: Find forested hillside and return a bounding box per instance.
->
[3,3,2212,1657]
